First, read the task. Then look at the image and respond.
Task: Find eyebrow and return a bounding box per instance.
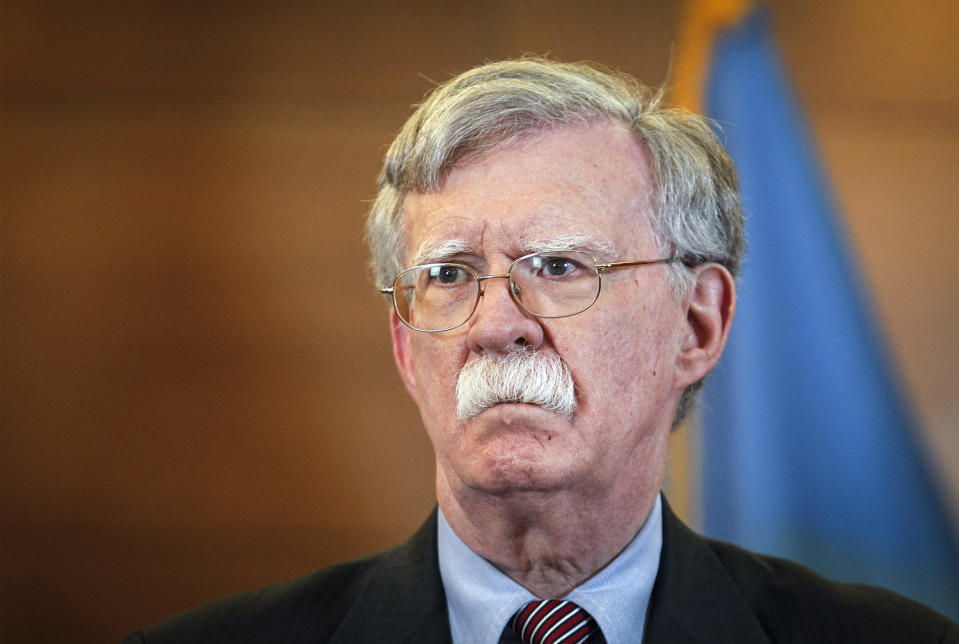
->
[410,233,617,267]
[519,234,616,258]
[411,238,472,266]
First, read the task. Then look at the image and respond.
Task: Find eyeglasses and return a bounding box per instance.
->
[380,250,682,332]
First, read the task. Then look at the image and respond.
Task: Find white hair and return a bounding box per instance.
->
[456,349,576,421]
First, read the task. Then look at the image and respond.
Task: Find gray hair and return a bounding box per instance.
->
[365,58,744,425]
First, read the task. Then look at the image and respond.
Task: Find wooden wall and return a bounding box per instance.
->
[3,2,956,641]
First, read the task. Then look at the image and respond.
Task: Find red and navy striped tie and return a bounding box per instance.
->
[510,599,600,644]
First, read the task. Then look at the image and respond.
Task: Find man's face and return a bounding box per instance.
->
[392,121,692,505]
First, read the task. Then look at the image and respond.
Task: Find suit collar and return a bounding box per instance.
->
[329,509,451,644]
[327,500,771,644]
[644,499,769,643]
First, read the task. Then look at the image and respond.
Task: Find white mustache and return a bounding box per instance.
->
[455,349,577,421]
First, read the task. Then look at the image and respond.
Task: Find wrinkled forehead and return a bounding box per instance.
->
[399,123,661,266]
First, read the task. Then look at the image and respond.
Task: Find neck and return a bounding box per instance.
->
[437,469,661,598]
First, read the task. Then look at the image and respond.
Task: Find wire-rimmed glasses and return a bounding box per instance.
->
[380,250,681,332]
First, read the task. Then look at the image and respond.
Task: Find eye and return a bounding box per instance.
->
[428,264,468,285]
[530,254,585,279]
[544,257,575,276]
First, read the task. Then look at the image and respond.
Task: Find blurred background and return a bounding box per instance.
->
[3,1,957,641]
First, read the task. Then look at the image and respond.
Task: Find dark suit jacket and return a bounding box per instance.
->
[125,500,956,643]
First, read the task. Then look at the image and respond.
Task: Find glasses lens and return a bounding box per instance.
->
[393,264,478,331]
[511,251,600,318]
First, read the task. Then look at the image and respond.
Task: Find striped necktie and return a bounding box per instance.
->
[509,599,601,644]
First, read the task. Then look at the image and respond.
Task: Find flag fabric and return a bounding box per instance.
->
[689,5,959,618]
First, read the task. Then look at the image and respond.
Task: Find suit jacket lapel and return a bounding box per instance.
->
[329,509,452,644]
[327,500,772,643]
[644,499,770,644]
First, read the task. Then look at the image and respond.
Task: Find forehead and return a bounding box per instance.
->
[401,121,659,261]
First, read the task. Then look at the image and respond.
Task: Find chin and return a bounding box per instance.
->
[441,404,584,493]
[461,436,583,495]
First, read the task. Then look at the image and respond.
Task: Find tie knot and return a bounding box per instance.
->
[510,599,600,644]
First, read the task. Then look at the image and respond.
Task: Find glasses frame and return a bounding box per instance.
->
[380,251,683,333]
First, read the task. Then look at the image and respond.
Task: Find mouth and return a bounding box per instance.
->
[464,398,576,424]
[474,400,558,417]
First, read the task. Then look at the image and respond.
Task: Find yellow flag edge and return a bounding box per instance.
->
[671,0,754,113]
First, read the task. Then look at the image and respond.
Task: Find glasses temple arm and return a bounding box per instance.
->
[596,257,684,272]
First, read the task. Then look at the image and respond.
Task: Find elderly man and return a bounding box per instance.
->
[126,59,954,643]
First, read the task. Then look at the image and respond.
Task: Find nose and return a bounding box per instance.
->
[466,274,544,353]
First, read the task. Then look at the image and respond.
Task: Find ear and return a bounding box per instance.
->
[390,310,420,404]
[674,263,736,390]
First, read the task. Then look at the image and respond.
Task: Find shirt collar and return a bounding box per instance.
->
[437,494,663,644]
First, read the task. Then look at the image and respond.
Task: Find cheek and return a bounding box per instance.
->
[410,336,466,414]
[559,299,681,403]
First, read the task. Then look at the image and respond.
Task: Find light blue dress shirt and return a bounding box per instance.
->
[437,494,663,644]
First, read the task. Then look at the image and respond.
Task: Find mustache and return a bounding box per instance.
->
[455,349,577,421]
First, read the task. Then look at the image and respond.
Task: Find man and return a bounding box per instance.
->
[126,59,955,643]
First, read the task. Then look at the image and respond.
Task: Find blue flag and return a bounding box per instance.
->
[699,7,959,618]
